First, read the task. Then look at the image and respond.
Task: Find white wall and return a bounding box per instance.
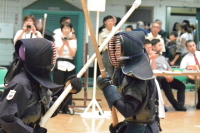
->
[0,0,200,66]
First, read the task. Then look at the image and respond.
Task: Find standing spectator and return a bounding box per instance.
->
[179,23,193,54]
[13,15,42,44]
[182,20,191,28]
[35,18,55,42]
[155,19,167,43]
[151,39,186,111]
[98,15,115,75]
[53,22,77,113]
[180,40,200,109]
[146,22,166,53]
[172,22,181,38]
[125,25,133,31]
[190,24,196,38]
[133,21,149,35]
[53,16,76,40]
[144,21,151,32]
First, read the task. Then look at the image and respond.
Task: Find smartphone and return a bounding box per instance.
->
[27,25,31,29]
[62,37,68,40]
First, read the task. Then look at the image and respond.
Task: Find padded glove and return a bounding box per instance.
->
[65,75,82,94]
[97,73,113,90]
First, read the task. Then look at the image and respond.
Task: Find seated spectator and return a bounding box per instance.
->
[146,22,166,53]
[144,21,151,32]
[143,39,158,70]
[133,21,149,35]
[180,40,200,109]
[125,25,134,31]
[166,31,182,66]
[151,39,187,111]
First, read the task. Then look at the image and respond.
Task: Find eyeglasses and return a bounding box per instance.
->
[152,26,160,29]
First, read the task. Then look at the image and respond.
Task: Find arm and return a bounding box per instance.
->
[71,28,77,40]
[0,83,33,133]
[180,37,186,48]
[14,30,25,44]
[170,54,180,66]
[31,25,42,38]
[113,96,140,118]
[151,59,157,70]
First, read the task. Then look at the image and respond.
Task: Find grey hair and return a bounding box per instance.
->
[136,21,144,28]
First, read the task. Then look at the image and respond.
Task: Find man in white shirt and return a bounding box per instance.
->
[146,22,165,53]
[180,40,200,109]
[98,15,115,76]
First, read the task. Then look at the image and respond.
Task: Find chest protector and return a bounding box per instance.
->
[21,83,51,126]
[125,79,158,123]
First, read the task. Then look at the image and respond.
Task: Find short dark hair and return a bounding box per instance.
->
[60,17,70,25]
[103,15,113,24]
[144,22,150,27]
[61,22,72,31]
[170,31,178,37]
[23,15,34,23]
[151,39,160,46]
[125,25,134,31]
[185,40,194,47]
[144,39,151,45]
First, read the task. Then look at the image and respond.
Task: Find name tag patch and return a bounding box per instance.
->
[6,90,16,100]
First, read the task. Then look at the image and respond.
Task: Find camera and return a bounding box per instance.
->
[62,37,68,40]
[27,25,31,29]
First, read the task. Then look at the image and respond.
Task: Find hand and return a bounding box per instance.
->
[170,61,175,66]
[31,24,37,34]
[22,23,27,32]
[65,75,82,94]
[33,124,47,133]
[62,39,69,46]
[97,73,113,90]
[164,76,174,82]
[149,51,158,60]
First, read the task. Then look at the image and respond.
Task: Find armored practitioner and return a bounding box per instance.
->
[0,38,82,133]
[97,31,161,133]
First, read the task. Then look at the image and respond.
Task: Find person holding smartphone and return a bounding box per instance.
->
[53,22,77,114]
[13,15,42,44]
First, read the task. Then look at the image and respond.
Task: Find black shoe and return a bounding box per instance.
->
[174,105,187,111]
[196,103,200,109]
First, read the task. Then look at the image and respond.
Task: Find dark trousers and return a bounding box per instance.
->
[53,58,75,112]
[156,76,185,107]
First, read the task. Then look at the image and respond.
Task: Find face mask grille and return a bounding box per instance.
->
[50,41,57,70]
[108,35,121,68]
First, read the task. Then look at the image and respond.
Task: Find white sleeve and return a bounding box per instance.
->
[160,38,166,52]
[36,31,43,38]
[13,30,23,45]
[69,40,77,49]
[180,57,187,69]
[53,35,62,48]
[98,33,103,46]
